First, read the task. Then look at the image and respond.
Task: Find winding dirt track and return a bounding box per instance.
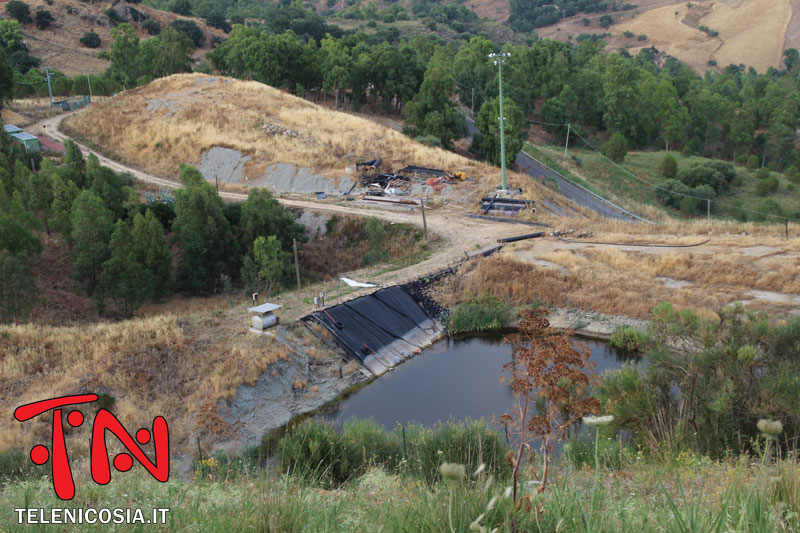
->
[34,113,535,285]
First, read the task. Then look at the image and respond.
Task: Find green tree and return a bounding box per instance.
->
[241,235,291,297]
[50,173,79,239]
[319,35,351,110]
[169,19,204,48]
[88,165,132,220]
[168,0,192,16]
[131,210,172,298]
[28,159,54,233]
[240,188,306,254]
[0,54,13,110]
[62,140,87,188]
[0,210,41,258]
[97,220,153,317]
[473,95,526,168]
[102,23,140,88]
[70,190,114,293]
[0,249,39,323]
[139,27,193,79]
[0,20,24,54]
[34,9,54,30]
[171,164,236,293]
[403,64,467,149]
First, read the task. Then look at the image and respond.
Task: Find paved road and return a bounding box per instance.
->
[462,114,643,222]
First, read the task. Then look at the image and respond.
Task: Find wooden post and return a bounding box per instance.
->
[707,199,711,224]
[293,238,301,290]
[420,199,428,242]
[786,219,789,240]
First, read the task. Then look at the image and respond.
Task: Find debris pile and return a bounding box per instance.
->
[260,122,317,144]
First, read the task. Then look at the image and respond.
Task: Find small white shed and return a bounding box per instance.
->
[248,303,281,333]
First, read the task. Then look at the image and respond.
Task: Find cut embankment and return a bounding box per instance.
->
[305,286,443,375]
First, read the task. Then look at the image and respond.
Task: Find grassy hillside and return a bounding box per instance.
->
[63,73,564,204]
[525,143,800,223]
[1,0,224,76]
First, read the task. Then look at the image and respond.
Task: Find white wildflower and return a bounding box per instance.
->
[583,415,615,427]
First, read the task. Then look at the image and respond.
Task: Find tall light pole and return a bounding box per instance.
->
[44,66,54,105]
[489,52,511,190]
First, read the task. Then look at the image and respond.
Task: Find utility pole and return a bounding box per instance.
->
[420,199,428,241]
[471,86,474,117]
[293,238,301,290]
[564,122,571,158]
[707,199,711,224]
[489,52,511,191]
[44,67,54,106]
[87,74,93,103]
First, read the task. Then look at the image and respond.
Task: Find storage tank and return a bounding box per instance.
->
[251,313,277,330]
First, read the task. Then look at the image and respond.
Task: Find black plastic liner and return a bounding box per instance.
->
[304,286,443,375]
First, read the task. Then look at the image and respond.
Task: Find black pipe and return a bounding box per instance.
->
[480,197,535,205]
[464,214,553,227]
[496,232,545,243]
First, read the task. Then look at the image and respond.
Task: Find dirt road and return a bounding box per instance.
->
[35,113,535,286]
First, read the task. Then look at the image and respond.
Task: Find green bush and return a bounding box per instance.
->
[169,19,205,47]
[6,1,31,23]
[601,132,628,163]
[755,174,779,196]
[278,418,509,488]
[601,303,800,458]
[80,31,101,48]
[143,19,161,35]
[0,448,46,483]
[610,325,648,352]
[403,420,509,485]
[658,153,678,179]
[746,155,760,170]
[449,292,511,333]
[279,419,364,487]
[414,135,442,148]
[34,9,53,29]
[679,195,697,216]
[563,432,627,469]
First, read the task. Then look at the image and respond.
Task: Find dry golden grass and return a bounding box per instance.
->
[452,231,800,321]
[63,73,561,204]
[0,311,296,454]
[614,0,791,73]
[13,1,225,76]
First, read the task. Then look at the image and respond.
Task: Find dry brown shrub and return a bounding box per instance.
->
[452,256,580,308]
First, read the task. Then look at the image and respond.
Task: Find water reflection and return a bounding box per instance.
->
[324,334,636,429]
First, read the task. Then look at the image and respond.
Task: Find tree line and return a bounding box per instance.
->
[0,130,306,323]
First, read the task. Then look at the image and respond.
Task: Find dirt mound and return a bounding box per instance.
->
[63,73,555,202]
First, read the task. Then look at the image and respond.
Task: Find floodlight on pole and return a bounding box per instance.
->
[489,52,511,190]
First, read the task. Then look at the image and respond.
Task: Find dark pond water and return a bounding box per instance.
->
[324,334,635,429]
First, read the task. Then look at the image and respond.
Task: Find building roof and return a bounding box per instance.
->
[4,125,21,133]
[11,132,38,141]
[39,137,65,153]
[248,303,282,314]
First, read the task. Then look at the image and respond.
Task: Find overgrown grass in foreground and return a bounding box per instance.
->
[2,437,799,532]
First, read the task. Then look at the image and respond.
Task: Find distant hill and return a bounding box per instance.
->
[1,0,224,76]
